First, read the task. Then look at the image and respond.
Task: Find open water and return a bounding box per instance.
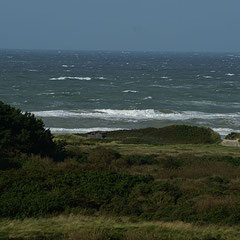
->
[0,49,240,136]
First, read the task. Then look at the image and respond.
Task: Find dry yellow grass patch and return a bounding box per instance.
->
[1,215,240,240]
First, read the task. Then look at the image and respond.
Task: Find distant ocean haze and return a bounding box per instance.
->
[0,50,240,136]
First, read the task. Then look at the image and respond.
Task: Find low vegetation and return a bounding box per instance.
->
[1,101,240,239]
[225,132,240,141]
[81,125,221,145]
[2,215,240,240]
[0,101,65,169]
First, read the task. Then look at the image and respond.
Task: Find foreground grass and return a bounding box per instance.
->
[1,132,240,239]
[54,134,240,157]
[1,215,240,240]
[53,133,240,180]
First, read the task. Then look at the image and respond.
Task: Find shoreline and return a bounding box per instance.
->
[49,126,240,138]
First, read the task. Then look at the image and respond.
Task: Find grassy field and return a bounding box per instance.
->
[1,215,240,240]
[54,133,240,157]
[1,128,240,240]
[53,133,240,179]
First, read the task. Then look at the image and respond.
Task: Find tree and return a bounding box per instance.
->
[0,101,64,160]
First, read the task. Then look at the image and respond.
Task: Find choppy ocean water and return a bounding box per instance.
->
[0,49,240,136]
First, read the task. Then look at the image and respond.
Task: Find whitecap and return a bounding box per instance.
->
[203,76,213,79]
[49,76,92,81]
[50,127,125,134]
[32,109,240,122]
[213,128,240,136]
[226,73,235,76]
[33,110,81,118]
[122,90,138,93]
[143,96,152,100]
[37,92,55,96]
[150,84,168,88]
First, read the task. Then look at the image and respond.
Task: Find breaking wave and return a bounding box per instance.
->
[49,76,106,81]
[32,109,240,122]
[49,76,92,81]
[213,128,240,136]
[50,127,125,134]
[122,90,138,93]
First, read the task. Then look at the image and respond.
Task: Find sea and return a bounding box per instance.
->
[0,49,240,136]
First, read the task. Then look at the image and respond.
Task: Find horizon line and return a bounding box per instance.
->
[0,48,240,54]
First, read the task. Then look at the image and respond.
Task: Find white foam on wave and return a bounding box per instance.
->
[37,92,55,96]
[213,128,240,136]
[122,90,138,93]
[226,73,235,76]
[62,65,75,68]
[49,76,92,81]
[150,85,190,89]
[50,127,125,134]
[203,76,213,79]
[143,96,152,100]
[33,110,81,118]
[32,109,240,122]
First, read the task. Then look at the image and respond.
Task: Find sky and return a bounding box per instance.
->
[0,0,240,52]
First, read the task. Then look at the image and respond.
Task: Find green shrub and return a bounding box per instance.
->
[0,157,21,170]
[106,125,221,145]
[123,154,157,166]
[197,155,240,167]
[159,156,181,169]
[0,168,153,218]
[225,132,240,140]
[0,101,65,161]
[88,147,121,170]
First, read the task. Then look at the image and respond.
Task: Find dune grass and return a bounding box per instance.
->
[1,215,240,240]
[53,133,240,158]
[2,131,240,239]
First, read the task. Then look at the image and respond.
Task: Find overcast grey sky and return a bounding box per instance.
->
[0,0,240,52]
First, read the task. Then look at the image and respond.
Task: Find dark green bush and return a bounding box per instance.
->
[88,147,121,170]
[0,157,21,170]
[1,165,240,224]
[208,176,230,184]
[106,125,221,145]
[225,132,240,140]
[0,168,153,218]
[195,155,240,167]
[159,156,181,169]
[0,101,65,161]
[163,154,240,168]
[123,154,157,166]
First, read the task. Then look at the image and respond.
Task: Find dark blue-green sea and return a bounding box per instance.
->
[1,49,240,136]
